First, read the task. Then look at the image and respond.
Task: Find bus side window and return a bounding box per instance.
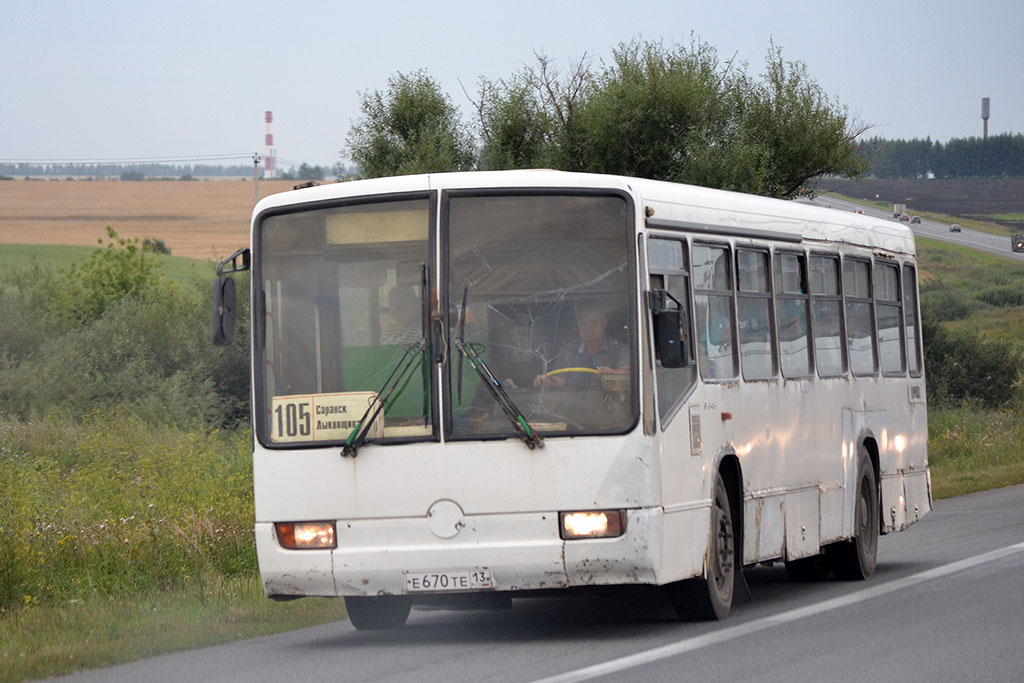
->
[876,261,906,376]
[844,257,877,376]
[647,238,697,426]
[736,248,776,380]
[903,264,923,377]
[809,254,847,377]
[774,251,813,378]
[693,243,738,380]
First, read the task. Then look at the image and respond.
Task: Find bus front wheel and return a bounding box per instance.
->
[828,447,879,580]
[668,473,735,620]
[345,595,411,630]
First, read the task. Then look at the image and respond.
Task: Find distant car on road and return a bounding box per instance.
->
[910,216,921,224]
[949,224,962,233]
[855,208,864,214]
[900,213,910,222]
[1013,234,1024,252]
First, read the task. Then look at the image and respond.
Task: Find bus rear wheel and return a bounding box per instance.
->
[828,448,878,580]
[669,474,735,620]
[345,595,411,630]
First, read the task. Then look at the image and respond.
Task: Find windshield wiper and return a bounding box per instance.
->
[453,336,543,450]
[342,339,425,457]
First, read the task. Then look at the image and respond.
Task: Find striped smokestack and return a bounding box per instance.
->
[264,111,276,178]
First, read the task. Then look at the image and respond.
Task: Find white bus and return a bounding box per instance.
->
[213,170,931,629]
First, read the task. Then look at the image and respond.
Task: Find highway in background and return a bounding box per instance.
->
[57,485,1024,683]
[803,194,1024,262]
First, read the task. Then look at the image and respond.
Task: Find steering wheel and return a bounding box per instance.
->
[543,367,599,379]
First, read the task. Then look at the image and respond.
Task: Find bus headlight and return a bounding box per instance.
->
[275,521,337,549]
[559,510,627,540]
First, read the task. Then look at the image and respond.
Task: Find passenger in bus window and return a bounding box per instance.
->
[533,304,629,387]
[379,286,422,345]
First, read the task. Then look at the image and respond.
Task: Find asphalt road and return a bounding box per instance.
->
[803,194,1024,262]
[55,484,1024,683]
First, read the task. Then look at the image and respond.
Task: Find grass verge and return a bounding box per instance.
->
[0,577,344,683]
[928,404,1024,499]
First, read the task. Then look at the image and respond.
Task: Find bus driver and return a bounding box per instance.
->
[533,304,629,387]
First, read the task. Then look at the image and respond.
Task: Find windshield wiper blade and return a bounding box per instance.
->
[342,339,425,457]
[456,286,468,403]
[453,337,543,450]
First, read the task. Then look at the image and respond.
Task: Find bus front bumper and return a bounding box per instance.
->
[255,507,670,599]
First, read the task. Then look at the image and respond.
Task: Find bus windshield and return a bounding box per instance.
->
[256,197,433,446]
[254,191,637,448]
[446,193,637,439]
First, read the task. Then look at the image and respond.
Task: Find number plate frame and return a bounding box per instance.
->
[403,568,494,593]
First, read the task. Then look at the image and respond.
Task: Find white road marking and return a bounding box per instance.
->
[531,542,1024,683]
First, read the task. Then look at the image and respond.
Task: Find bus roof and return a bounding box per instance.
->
[254,170,916,256]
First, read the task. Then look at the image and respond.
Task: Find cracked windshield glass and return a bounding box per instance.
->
[447,193,637,440]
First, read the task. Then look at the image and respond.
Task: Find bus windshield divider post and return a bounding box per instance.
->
[342,339,425,457]
[454,337,544,450]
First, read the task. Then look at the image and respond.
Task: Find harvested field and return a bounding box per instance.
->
[818,178,1024,231]
[0,179,298,260]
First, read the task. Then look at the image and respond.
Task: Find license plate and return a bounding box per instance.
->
[404,568,493,593]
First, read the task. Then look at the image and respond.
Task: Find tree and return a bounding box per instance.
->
[474,73,551,170]
[571,39,731,183]
[473,39,869,197]
[346,70,476,177]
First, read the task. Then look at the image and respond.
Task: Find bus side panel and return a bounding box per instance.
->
[819,482,846,544]
[784,487,820,561]
[659,507,711,584]
[743,494,784,563]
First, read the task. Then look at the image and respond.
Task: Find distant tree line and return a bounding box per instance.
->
[0,162,257,178]
[345,38,870,199]
[858,133,1024,179]
[0,161,331,179]
[277,162,329,181]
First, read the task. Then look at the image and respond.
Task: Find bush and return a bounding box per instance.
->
[0,232,250,428]
[923,308,1021,406]
[0,414,255,610]
[46,227,161,325]
[977,285,1024,308]
[142,237,171,255]
[921,284,980,322]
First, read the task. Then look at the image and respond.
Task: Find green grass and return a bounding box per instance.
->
[0,243,216,284]
[0,578,344,683]
[928,403,1024,499]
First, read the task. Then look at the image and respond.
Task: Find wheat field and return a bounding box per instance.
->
[0,179,299,260]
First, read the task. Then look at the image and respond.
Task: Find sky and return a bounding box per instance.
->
[2,0,1022,171]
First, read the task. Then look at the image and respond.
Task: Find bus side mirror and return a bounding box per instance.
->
[212,247,250,346]
[650,289,687,369]
[212,277,236,346]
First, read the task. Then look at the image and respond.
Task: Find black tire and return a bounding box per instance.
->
[785,553,831,582]
[345,595,411,630]
[669,474,736,620]
[827,447,879,580]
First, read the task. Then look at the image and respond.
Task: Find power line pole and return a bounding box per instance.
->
[252,153,263,204]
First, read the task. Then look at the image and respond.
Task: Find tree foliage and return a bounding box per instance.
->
[474,73,551,171]
[346,70,476,177]
[359,39,868,197]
